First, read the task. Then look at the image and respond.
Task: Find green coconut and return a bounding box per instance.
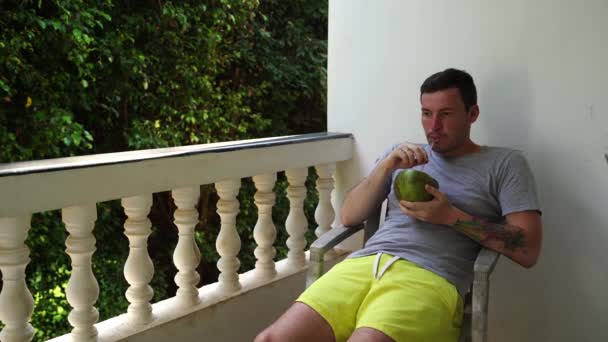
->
[393,169,439,202]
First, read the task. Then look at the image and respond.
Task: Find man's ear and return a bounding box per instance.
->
[468,105,480,123]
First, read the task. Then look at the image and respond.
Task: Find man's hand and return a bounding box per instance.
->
[401,184,543,268]
[383,143,429,172]
[399,185,456,225]
[341,142,428,227]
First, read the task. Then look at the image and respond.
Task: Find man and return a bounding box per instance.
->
[255,68,542,342]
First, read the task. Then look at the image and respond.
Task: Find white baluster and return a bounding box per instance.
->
[285,168,308,268]
[314,163,336,258]
[122,195,154,326]
[0,216,34,342]
[215,179,242,292]
[252,174,277,280]
[172,187,201,307]
[62,204,99,341]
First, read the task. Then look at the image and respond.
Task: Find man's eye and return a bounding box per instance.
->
[422,112,431,117]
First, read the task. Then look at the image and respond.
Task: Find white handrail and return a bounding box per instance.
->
[0,133,352,217]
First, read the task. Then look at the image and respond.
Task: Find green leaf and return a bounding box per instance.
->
[98,12,111,21]
[71,132,81,146]
[72,29,82,41]
[0,79,10,94]
[50,20,62,31]
[83,131,93,141]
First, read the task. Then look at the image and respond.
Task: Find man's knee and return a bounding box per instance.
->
[254,327,278,342]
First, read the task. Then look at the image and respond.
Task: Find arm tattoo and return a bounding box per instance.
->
[453,218,526,251]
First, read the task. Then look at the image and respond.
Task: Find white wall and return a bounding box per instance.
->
[329,1,608,341]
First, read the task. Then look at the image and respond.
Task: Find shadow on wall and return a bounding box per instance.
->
[490,138,608,341]
[477,66,534,149]
[480,67,608,341]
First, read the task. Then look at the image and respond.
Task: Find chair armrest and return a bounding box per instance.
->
[473,247,500,275]
[309,223,365,256]
[306,223,364,287]
[471,248,500,342]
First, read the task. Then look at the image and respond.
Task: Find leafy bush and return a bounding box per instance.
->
[1,0,327,339]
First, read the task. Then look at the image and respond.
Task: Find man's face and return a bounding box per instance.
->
[420,88,479,155]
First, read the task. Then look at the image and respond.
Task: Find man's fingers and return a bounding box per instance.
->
[400,201,428,221]
[397,145,417,168]
[400,150,413,167]
[400,200,421,211]
[395,143,429,168]
[410,145,428,164]
[425,184,440,197]
[399,201,415,217]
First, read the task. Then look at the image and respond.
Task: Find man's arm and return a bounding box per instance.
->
[401,185,543,268]
[341,143,428,227]
[450,208,542,268]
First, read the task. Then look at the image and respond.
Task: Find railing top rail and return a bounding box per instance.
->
[0,132,353,216]
[0,132,352,178]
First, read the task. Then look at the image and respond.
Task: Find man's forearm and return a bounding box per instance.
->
[447,208,541,268]
[341,160,394,226]
[452,218,526,251]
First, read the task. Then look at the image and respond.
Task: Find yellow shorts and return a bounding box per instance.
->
[297,253,463,342]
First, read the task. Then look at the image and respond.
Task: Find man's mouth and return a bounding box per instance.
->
[428,134,441,142]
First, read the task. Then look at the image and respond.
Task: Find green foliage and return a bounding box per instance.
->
[1,0,327,339]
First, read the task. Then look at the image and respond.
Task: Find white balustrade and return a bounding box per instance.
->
[0,216,34,342]
[122,195,154,326]
[0,133,353,341]
[62,204,100,341]
[285,168,308,268]
[172,187,201,307]
[314,163,336,238]
[314,163,337,258]
[252,173,277,280]
[215,179,242,292]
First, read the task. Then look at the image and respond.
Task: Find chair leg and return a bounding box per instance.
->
[460,305,472,342]
[471,275,490,342]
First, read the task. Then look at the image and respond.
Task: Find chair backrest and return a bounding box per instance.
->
[363,204,383,242]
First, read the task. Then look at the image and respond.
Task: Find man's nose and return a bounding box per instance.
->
[431,115,442,131]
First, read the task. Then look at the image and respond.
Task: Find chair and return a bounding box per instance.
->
[307,206,500,342]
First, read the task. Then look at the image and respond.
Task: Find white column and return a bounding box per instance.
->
[314,163,337,258]
[122,195,154,326]
[285,168,308,268]
[314,163,336,238]
[252,173,277,280]
[172,187,201,307]
[215,179,241,293]
[0,216,34,342]
[62,204,99,341]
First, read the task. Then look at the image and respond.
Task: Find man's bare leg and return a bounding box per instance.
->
[347,327,394,342]
[254,302,335,342]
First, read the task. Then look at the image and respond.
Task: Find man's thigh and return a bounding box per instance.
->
[348,327,394,342]
[255,302,335,342]
[297,256,376,342]
[356,257,463,342]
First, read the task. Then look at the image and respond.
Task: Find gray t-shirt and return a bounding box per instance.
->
[349,144,541,296]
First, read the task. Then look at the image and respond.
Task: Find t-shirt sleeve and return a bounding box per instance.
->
[497,151,542,216]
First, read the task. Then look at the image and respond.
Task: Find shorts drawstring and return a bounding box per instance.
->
[372,252,401,280]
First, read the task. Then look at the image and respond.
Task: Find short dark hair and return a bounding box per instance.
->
[420,68,477,110]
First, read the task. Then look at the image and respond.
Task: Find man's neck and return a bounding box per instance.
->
[436,140,481,158]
